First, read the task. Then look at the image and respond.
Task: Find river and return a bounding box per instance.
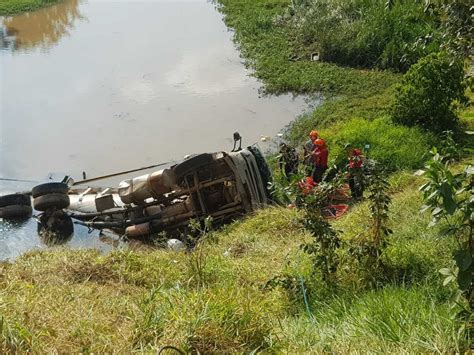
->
[0,0,311,260]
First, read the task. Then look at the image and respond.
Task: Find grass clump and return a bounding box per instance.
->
[320,117,434,171]
[0,0,61,15]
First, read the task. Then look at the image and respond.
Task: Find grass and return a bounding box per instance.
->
[0,173,468,352]
[217,0,399,97]
[0,0,472,352]
[217,0,472,172]
[0,0,60,15]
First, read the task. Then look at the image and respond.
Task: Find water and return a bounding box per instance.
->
[0,0,312,260]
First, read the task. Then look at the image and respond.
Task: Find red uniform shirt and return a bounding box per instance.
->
[314,147,328,168]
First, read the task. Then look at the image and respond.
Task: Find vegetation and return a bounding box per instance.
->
[0,174,469,352]
[285,0,441,71]
[420,150,473,326]
[0,0,472,352]
[392,51,468,131]
[0,0,60,16]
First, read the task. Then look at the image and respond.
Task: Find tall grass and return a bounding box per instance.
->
[288,0,441,71]
[280,285,462,353]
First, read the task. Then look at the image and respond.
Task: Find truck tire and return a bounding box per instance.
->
[0,193,31,208]
[33,193,70,212]
[32,182,69,198]
[0,205,32,219]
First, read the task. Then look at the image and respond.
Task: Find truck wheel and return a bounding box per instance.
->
[0,193,31,208]
[0,205,32,219]
[32,182,69,198]
[33,193,70,212]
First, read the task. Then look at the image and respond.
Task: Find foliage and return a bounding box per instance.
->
[0,0,60,15]
[217,0,398,96]
[392,51,467,132]
[0,172,470,351]
[320,117,434,171]
[286,0,441,71]
[280,285,464,353]
[288,86,396,142]
[366,166,393,253]
[420,149,473,340]
[424,0,474,58]
[0,316,33,353]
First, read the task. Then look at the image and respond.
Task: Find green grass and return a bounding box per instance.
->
[280,285,462,353]
[320,117,435,171]
[0,0,60,15]
[217,0,399,97]
[0,0,471,352]
[0,174,468,352]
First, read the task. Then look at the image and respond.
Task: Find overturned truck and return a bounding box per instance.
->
[68,146,272,238]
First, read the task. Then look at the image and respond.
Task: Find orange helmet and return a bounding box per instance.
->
[314,138,326,147]
[309,130,319,139]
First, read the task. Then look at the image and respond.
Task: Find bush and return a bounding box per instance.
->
[320,117,434,171]
[287,0,440,71]
[392,51,467,132]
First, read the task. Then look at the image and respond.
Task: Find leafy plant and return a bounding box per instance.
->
[366,165,393,256]
[419,148,473,329]
[392,51,467,132]
[424,0,474,58]
[347,162,393,280]
[298,180,343,285]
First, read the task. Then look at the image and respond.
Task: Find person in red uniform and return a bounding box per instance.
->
[312,138,328,183]
[347,147,365,200]
[303,130,319,175]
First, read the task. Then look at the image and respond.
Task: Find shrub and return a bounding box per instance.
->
[320,117,433,171]
[392,51,467,132]
[287,0,440,71]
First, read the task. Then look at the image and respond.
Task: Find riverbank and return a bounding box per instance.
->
[0,0,61,15]
[1,169,469,352]
[216,0,472,168]
[1,0,472,352]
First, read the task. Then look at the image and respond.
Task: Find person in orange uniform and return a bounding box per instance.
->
[303,130,319,175]
[312,138,328,183]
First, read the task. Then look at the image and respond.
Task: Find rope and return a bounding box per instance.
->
[0,177,39,183]
[73,161,171,186]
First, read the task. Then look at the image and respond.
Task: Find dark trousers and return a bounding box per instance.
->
[312,166,327,183]
[349,175,364,200]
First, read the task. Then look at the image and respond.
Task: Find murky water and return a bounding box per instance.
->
[0,0,311,260]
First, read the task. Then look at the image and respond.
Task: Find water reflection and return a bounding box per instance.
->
[1,0,312,260]
[0,0,84,51]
